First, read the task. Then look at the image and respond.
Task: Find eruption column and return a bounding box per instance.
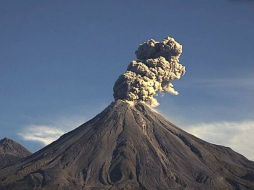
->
[113,37,186,107]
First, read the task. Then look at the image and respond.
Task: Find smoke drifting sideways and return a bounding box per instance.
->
[113,37,186,107]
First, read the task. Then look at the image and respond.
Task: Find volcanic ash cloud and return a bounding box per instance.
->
[113,36,186,107]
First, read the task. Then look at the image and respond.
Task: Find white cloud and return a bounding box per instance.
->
[184,120,254,160]
[18,116,85,145]
[18,125,65,145]
[17,103,108,147]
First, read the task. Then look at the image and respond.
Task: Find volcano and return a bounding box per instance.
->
[0,138,31,169]
[0,101,253,190]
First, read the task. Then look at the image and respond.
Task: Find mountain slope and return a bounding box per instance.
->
[0,101,254,190]
[0,138,31,169]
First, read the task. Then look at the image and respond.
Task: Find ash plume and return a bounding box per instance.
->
[113,36,186,107]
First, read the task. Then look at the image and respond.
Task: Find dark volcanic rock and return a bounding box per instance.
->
[0,101,254,190]
[0,138,31,169]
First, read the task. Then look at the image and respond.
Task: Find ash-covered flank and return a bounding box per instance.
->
[0,101,253,190]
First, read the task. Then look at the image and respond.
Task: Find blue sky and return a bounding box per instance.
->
[0,0,254,159]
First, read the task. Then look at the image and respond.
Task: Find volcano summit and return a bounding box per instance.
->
[0,37,253,190]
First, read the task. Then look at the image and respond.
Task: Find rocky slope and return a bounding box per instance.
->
[0,101,254,190]
[0,138,31,169]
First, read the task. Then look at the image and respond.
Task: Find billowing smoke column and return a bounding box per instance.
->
[113,36,186,107]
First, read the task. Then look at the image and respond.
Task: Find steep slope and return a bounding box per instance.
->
[0,101,254,190]
[0,138,31,169]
